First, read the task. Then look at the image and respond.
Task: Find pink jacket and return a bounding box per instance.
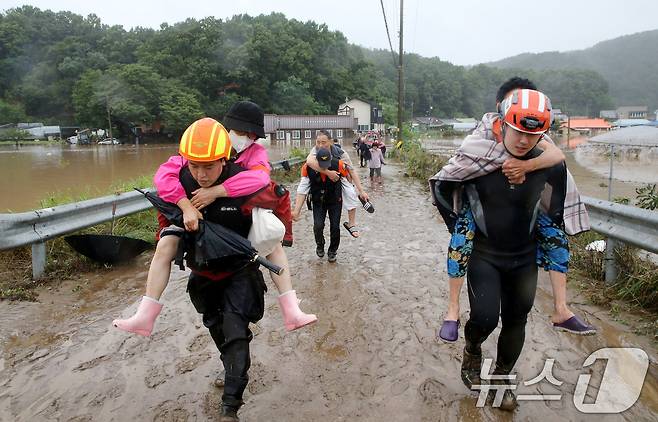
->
[154,143,271,204]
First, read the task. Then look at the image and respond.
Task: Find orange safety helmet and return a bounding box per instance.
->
[179,117,232,162]
[500,89,552,134]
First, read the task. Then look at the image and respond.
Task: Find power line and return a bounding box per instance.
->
[379,0,397,67]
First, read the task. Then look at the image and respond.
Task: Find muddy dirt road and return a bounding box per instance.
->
[1,160,657,421]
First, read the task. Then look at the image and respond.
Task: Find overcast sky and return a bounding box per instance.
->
[4,0,658,65]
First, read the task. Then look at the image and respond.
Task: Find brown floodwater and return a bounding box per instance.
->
[0,156,656,421]
[0,141,299,213]
[422,136,652,201]
[3,135,651,213]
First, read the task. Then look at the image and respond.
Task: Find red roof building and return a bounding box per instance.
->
[561,118,612,130]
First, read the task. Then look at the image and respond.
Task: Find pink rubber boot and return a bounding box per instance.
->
[278,290,318,331]
[112,296,163,337]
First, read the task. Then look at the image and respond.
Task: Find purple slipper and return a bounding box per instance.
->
[437,320,460,343]
[553,315,596,335]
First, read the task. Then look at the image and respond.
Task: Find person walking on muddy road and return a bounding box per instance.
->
[368,141,385,183]
[433,89,570,411]
[305,129,370,239]
[151,118,274,421]
[112,102,316,338]
[432,77,595,345]
[293,145,351,262]
[359,138,371,168]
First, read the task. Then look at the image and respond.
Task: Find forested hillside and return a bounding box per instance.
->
[489,30,658,112]
[0,6,622,134]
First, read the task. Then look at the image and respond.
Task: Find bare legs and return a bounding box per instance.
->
[549,271,574,324]
[115,236,316,335]
[445,276,464,321]
[144,235,178,300]
[266,244,292,293]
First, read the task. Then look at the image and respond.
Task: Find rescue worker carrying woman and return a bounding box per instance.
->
[433,89,568,411]
[173,118,272,421]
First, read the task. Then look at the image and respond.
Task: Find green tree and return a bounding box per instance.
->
[0,6,624,128]
[72,69,107,128]
[0,98,27,123]
[0,128,29,140]
[160,80,204,132]
[271,76,327,115]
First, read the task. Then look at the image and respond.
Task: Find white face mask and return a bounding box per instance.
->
[229,130,254,153]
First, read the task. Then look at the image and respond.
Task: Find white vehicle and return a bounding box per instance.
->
[97,138,119,145]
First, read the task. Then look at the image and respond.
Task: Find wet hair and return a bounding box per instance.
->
[496,77,537,103]
[317,129,332,139]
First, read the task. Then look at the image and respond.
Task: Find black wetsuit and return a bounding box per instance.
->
[437,148,567,372]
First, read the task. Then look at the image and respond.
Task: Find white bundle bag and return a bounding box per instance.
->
[248,207,286,256]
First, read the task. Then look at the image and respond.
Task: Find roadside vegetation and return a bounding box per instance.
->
[0,175,156,300]
[391,126,447,181]
[570,184,658,340]
[0,165,303,301]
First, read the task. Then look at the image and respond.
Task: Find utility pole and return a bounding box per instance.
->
[605,143,617,284]
[397,0,404,141]
[567,114,570,148]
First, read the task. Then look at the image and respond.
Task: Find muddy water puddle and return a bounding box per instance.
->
[1,156,657,421]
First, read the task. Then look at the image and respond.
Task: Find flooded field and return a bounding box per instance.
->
[574,143,658,185]
[2,133,653,213]
[0,141,302,212]
[1,158,656,421]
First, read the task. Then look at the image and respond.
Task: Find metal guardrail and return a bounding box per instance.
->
[581,196,658,254]
[2,155,654,281]
[0,189,154,251]
[0,157,303,279]
[581,195,658,284]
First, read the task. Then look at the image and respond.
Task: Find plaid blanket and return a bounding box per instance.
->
[429,113,590,235]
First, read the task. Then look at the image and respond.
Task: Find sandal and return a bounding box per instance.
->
[342,222,360,238]
[553,315,596,335]
[359,196,375,213]
[437,320,460,343]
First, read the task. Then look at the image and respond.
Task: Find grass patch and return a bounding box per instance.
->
[288,147,309,160]
[390,139,447,182]
[1,175,158,301]
[570,231,658,341]
[0,166,306,301]
[0,242,101,301]
[271,161,305,185]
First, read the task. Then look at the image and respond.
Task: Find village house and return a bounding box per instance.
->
[561,118,612,136]
[0,123,62,140]
[552,108,569,122]
[615,106,648,119]
[452,118,478,132]
[264,114,357,146]
[337,98,385,132]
